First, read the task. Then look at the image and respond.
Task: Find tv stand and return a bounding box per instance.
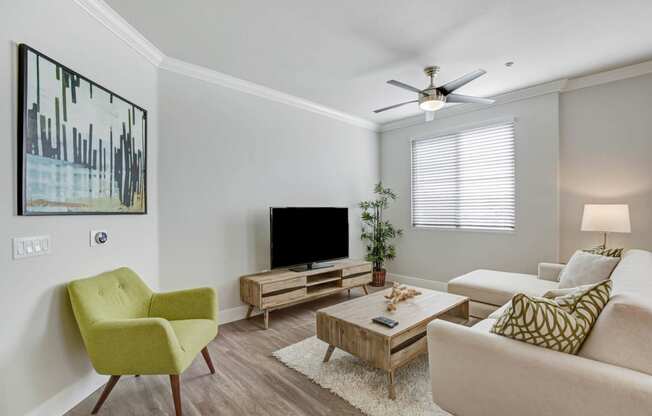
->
[289,262,333,272]
[240,260,372,329]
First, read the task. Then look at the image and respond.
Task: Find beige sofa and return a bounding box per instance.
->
[427,249,652,416]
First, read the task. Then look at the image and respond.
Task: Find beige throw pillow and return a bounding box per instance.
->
[558,250,619,289]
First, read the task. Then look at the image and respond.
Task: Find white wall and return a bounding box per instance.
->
[0,1,159,415]
[157,70,379,311]
[380,93,560,283]
[560,73,652,260]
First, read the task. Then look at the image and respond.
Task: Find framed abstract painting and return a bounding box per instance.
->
[17,44,147,215]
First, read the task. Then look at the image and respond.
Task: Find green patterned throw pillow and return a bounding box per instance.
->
[583,244,623,258]
[491,280,612,354]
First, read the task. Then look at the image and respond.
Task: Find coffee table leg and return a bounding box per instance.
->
[264,309,270,329]
[323,345,335,362]
[387,370,396,400]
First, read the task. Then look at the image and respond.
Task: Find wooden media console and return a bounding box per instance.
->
[239,260,372,329]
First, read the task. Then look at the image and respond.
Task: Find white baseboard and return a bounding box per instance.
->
[218,304,257,325]
[388,272,448,292]
[25,372,104,416]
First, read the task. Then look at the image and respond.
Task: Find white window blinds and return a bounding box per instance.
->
[411,121,515,231]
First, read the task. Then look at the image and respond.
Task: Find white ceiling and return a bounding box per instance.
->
[105,0,652,124]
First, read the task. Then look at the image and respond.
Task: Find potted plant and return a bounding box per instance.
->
[359,183,403,287]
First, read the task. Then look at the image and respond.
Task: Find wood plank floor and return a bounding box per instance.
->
[65,286,472,416]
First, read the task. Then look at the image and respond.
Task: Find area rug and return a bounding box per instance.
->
[273,336,451,416]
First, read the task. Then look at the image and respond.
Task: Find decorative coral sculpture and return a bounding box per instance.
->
[385,282,422,311]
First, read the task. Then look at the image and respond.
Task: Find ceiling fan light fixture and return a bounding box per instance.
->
[419,99,445,112]
[419,89,446,112]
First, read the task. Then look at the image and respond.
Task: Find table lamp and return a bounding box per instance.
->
[581,204,631,247]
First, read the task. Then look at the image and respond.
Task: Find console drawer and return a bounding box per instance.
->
[342,264,372,277]
[262,287,306,308]
[340,273,372,288]
[262,276,306,294]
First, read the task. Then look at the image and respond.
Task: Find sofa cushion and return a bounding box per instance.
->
[578,294,652,375]
[470,318,496,333]
[558,250,619,289]
[491,280,612,354]
[611,249,652,298]
[448,269,558,306]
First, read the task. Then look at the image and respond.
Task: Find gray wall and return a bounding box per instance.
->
[380,93,560,283]
[560,74,652,260]
[0,1,159,415]
[157,70,379,310]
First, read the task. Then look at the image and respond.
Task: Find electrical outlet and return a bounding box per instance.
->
[90,229,109,247]
[13,235,51,260]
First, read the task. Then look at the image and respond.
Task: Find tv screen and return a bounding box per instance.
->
[270,207,349,269]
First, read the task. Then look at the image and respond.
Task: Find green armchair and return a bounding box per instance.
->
[68,267,218,416]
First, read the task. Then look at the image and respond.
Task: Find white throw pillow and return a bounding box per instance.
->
[558,250,619,289]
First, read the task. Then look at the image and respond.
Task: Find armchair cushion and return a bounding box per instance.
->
[170,319,218,364]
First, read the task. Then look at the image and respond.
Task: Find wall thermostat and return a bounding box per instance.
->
[90,230,109,247]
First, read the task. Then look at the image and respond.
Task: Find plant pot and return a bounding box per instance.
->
[371,269,387,287]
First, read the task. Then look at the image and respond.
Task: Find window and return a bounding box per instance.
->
[411,121,515,231]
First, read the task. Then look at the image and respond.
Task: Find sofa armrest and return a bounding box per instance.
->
[88,318,183,374]
[537,262,564,282]
[150,287,218,321]
[427,320,652,416]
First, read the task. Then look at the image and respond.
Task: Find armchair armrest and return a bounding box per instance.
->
[88,318,184,374]
[150,287,217,321]
[537,262,564,282]
[427,320,652,416]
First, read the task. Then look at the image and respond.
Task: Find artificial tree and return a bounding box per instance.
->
[359,182,403,287]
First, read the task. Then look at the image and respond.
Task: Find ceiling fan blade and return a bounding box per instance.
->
[373,100,418,113]
[446,94,495,105]
[425,111,435,122]
[387,80,422,93]
[438,69,487,94]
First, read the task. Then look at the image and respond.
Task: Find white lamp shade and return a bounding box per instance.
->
[581,204,631,233]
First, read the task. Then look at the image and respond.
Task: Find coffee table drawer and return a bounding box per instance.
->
[262,287,306,308]
[340,273,372,288]
[262,276,306,294]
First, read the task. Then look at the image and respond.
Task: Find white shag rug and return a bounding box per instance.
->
[273,336,451,416]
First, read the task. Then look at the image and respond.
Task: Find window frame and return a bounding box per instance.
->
[410,117,517,234]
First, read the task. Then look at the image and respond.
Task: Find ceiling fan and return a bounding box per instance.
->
[374,66,495,121]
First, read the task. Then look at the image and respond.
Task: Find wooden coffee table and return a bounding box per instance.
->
[316,286,469,399]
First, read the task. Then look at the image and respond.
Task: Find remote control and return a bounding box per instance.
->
[372,316,399,328]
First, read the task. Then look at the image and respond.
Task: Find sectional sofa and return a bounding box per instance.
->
[427,249,652,416]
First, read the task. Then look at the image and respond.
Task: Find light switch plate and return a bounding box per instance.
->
[13,235,51,260]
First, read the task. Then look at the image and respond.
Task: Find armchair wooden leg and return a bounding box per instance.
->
[170,375,182,416]
[91,375,120,414]
[201,347,216,374]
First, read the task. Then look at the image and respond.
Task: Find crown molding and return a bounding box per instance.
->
[564,59,652,92]
[74,0,652,135]
[380,79,567,133]
[72,0,164,66]
[159,57,379,132]
[72,0,379,132]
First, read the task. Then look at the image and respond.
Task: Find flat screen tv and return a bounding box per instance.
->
[270,207,349,271]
